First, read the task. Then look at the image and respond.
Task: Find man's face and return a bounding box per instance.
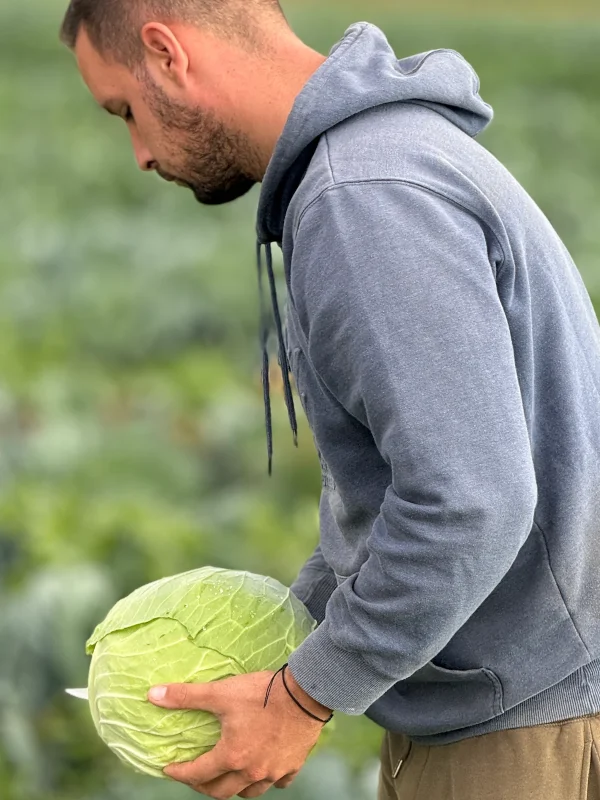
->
[75,28,258,205]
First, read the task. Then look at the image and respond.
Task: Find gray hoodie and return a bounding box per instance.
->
[256,21,600,745]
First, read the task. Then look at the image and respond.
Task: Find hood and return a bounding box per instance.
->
[253,22,493,474]
[257,21,494,244]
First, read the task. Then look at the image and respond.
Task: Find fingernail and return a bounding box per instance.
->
[149,686,167,702]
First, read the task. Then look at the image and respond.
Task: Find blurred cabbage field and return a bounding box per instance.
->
[1,1,600,798]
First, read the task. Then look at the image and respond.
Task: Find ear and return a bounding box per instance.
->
[140,22,189,86]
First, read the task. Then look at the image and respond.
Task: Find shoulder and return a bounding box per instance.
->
[288,98,501,233]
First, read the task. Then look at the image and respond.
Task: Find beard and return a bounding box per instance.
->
[140,71,260,205]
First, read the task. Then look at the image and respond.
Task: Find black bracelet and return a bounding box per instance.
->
[264,663,334,724]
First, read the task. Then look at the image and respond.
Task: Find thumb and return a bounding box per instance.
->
[147,682,223,713]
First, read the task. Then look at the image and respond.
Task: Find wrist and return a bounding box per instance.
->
[284,667,333,719]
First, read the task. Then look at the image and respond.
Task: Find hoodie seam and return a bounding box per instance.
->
[255,22,369,245]
[394,48,487,108]
[294,178,507,277]
[324,133,336,184]
[407,100,486,139]
[396,49,463,77]
[327,21,370,62]
[532,519,592,659]
[284,22,370,150]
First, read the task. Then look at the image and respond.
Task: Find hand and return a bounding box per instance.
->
[147,669,331,799]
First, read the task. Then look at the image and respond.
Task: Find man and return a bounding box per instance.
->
[59,1,600,798]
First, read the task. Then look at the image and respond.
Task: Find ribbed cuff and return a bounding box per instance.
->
[287,618,395,715]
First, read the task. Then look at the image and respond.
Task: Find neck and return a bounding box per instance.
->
[201,29,327,179]
[248,39,328,177]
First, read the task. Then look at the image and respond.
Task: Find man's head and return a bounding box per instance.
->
[61,0,323,205]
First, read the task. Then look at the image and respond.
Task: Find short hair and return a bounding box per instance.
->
[60,0,287,68]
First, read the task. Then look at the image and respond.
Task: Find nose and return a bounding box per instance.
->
[135,145,157,173]
[130,131,156,172]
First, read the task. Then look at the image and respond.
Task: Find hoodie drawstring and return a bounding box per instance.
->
[256,241,298,475]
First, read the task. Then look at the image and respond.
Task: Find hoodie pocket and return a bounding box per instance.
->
[393,660,505,736]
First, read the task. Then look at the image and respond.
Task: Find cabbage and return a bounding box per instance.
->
[85,567,316,779]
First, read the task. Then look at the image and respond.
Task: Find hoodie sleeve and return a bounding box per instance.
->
[290,543,338,625]
[286,181,538,715]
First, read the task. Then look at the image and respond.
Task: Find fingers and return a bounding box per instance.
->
[148,681,223,714]
[166,751,292,799]
[238,780,275,798]
[164,744,230,785]
[167,758,298,798]
[179,771,274,799]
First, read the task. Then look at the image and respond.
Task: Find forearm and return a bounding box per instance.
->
[284,666,333,718]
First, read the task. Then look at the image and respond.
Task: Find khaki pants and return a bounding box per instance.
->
[378,713,600,800]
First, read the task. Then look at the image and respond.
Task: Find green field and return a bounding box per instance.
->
[295,0,600,19]
[1,2,599,799]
